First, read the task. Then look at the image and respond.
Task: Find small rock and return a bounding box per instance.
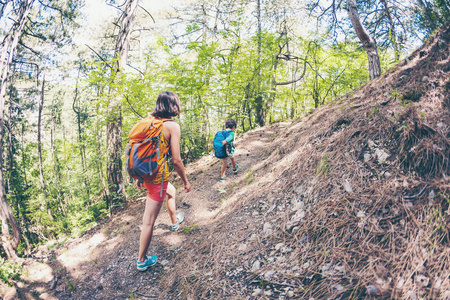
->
[334,284,344,291]
[275,243,284,251]
[291,199,304,211]
[384,172,392,177]
[396,277,405,290]
[281,246,293,253]
[428,190,435,200]
[406,202,413,207]
[264,270,275,281]
[375,148,389,164]
[422,76,429,82]
[277,256,286,263]
[264,290,273,296]
[366,285,379,295]
[291,209,305,222]
[263,223,273,236]
[357,211,366,218]
[344,179,353,193]
[251,260,261,272]
[238,244,247,252]
[364,153,371,162]
[158,260,168,266]
[368,139,376,148]
[287,290,295,297]
[299,236,307,244]
[434,278,442,290]
[251,288,262,296]
[295,185,303,194]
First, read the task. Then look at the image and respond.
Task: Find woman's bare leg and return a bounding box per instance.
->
[138,197,163,262]
[165,183,178,225]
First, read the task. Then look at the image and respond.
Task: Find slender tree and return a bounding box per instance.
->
[0,0,35,259]
[346,0,381,79]
[107,0,139,207]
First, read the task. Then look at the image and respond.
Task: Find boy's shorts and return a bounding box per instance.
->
[142,181,169,202]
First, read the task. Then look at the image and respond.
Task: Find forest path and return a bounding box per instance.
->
[4,122,290,300]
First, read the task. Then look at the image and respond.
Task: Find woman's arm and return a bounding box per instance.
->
[167,122,191,193]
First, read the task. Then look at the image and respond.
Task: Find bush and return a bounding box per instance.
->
[0,258,22,286]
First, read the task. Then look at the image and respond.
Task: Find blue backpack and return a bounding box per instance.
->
[213,130,232,158]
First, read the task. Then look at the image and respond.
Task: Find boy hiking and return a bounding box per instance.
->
[218,118,239,180]
[129,91,191,271]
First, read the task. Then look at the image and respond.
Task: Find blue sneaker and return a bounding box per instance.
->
[220,175,227,181]
[171,212,184,231]
[137,255,157,271]
[233,164,239,174]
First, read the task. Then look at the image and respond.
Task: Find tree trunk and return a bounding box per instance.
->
[37,73,47,198]
[0,0,35,260]
[50,98,66,216]
[72,71,90,199]
[347,0,381,80]
[21,124,27,186]
[254,0,265,126]
[107,0,139,206]
[96,106,109,210]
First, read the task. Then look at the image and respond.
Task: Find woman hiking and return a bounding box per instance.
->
[135,91,191,271]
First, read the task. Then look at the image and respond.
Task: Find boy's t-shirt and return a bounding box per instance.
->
[225,130,235,156]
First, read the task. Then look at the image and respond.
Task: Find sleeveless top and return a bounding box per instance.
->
[148,122,171,184]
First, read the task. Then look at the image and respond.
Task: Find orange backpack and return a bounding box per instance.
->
[124,117,172,195]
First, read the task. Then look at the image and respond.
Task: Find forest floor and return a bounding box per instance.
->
[1,122,288,300]
[2,23,450,300]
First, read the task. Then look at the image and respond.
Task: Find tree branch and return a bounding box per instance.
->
[138,4,155,23]
[85,44,113,69]
[125,95,144,118]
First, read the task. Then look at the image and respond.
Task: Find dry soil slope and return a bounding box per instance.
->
[160,24,450,299]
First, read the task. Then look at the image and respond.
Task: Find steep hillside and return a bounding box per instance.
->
[161,24,450,299]
[1,25,448,300]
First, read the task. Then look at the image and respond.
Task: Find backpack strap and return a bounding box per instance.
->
[158,118,175,197]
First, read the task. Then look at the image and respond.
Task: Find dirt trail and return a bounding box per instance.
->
[2,122,289,300]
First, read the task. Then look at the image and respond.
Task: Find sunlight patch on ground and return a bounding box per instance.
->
[160,232,184,246]
[22,262,53,283]
[57,233,106,276]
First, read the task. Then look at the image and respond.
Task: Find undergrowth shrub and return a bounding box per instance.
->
[0,258,22,286]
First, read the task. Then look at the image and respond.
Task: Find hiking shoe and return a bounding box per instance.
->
[171,212,184,231]
[137,255,157,271]
[233,164,239,174]
[220,175,227,181]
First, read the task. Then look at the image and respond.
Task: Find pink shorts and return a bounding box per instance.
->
[142,181,169,202]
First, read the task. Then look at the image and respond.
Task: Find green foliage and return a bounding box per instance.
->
[245,169,255,184]
[316,154,330,176]
[412,0,450,35]
[0,258,22,286]
[182,224,198,235]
